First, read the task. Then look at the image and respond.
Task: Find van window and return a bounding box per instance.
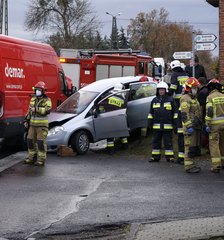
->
[59,71,66,92]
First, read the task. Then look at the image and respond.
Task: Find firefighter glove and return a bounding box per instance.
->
[24,121,29,128]
[187,127,194,135]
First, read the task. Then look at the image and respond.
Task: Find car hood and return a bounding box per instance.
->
[48,112,77,122]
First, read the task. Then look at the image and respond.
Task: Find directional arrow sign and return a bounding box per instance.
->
[195,42,217,51]
[172,51,192,60]
[195,34,217,43]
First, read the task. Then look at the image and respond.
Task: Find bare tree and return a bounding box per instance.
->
[24,0,101,46]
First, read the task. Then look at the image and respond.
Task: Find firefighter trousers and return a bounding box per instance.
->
[151,130,174,161]
[208,124,224,169]
[183,129,201,170]
[27,126,48,163]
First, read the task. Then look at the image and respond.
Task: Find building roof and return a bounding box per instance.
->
[206,0,219,7]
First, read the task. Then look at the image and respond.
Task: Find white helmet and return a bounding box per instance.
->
[157,81,169,92]
[113,83,124,92]
[170,60,181,69]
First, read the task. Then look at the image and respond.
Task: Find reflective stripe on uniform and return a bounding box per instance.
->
[165,150,174,156]
[178,152,185,158]
[153,124,160,129]
[148,113,153,119]
[152,149,161,155]
[170,84,177,90]
[164,124,173,129]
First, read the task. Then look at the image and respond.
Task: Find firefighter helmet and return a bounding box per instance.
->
[207,78,221,91]
[156,81,168,92]
[170,60,181,69]
[184,77,200,92]
[139,76,148,82]
[34,81,47,91]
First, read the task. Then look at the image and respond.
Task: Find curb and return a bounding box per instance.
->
[0,151,26,173]
[135,216,224,240]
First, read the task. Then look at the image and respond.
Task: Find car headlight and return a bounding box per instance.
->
[48,126,64,136]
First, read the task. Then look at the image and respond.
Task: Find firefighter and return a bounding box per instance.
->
[205,79,224,173]
[24,81,52,166]
[148,81,178,162]
[180,77,202,173]
[105,83,128,154]
[168,60,189,165]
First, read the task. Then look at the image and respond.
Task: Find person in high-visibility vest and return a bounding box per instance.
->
[148,81,178,162]
[24,81,52,166]
[180,77,202,173]
[205,79,224,173]
[169,60,189,165]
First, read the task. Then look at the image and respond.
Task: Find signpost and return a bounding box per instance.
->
[195,34,217,43]
[195,42,217,51]
[172,51,192,60]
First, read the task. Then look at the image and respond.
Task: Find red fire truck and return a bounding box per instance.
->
[59,49,156,89]
[0,35,71,145]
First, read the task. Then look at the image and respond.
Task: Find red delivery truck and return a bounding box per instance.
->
[0,35,71,146]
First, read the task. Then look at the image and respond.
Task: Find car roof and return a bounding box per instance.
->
[81,76,145,92]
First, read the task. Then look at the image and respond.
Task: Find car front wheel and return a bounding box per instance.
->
[70,131,90,155]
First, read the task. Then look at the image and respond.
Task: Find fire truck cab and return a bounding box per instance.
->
[0,35,71,145]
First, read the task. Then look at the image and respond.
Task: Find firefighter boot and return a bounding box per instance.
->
[34,161,45,166]
[210,166,221,173]
[24,158,34,165]
[185,166,201,173]
[148,157,160,163]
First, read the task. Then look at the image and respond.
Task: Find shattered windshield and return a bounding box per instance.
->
[56,90,99,114]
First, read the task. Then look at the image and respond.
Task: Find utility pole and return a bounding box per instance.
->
[106,12,121,49]
[0,0,8,35]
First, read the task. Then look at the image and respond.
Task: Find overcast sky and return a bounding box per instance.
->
[7,0,219,56]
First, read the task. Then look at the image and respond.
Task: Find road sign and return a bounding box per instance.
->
[195,34,217,43]
[172,51,192,60]
[195,42,217,51]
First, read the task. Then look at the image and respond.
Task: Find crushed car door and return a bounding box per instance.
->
[127,82,157,129]
[93,90,129,140]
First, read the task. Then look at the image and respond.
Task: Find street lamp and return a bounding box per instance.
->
[106,12,122,49]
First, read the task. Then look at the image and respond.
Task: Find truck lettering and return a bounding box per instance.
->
[5,63,25,79]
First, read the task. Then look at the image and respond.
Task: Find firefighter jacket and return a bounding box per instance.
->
[25,94,52,127]
[205,89,224,127]
[180,93,202,130]
[169,68,189,107]
[148,94,178,131]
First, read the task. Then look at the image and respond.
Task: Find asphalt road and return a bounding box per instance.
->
[0,142,224,239]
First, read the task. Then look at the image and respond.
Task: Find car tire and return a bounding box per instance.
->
[70,131,90,155]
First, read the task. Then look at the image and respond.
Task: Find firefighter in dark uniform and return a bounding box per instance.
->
[103,83,128,154]
[24,81,52,166]
[168,60,189,165]
[148,81,178,162]
[180,77,202,173]
[205,79,224,173]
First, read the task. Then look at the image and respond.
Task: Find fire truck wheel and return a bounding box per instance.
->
[70,130,90,155]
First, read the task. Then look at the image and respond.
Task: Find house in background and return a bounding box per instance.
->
[206,0,224,81]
